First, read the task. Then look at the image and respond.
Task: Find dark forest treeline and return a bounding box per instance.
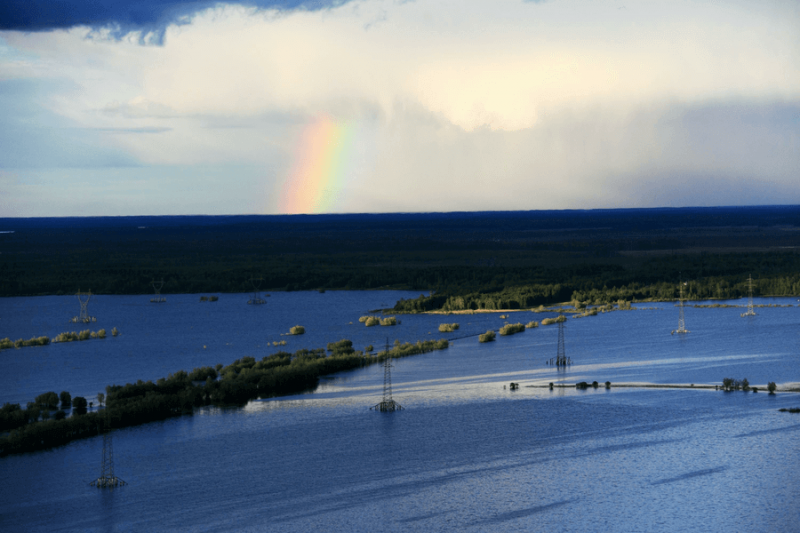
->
[0,339,448,456]
[394,274,800,312]
[3,208,800,298]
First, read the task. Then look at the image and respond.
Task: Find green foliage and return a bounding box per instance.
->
[327,339,355,355]
[768,382,777,394]
[365,345,374,352]
[72,397,88,415]
[778,407,800,413]
[35,392,59,410]
[438,323,460,332]
[364,316,380,327]
[380,317,398,326]
[541,315,567,326]
[479,330,496,343]
[289,325,305,335]
[525,321,539,329]
[209,296,219,302]
[0,336,50,351]
[112,327,119,336]
[59,391,71,408]
[97,329,106,339]
[499,323,525,336]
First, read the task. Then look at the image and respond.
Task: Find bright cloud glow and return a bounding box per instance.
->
[0,0,798,215]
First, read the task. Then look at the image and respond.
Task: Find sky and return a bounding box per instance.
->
[0,0,798,216]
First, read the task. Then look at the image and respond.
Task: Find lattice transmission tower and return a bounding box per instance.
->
[672,281,690,334]
[150,279,167,303]
[70,289,97,323]
[90,409,126,488]
[547,315,571,367]
[741,274,756,317]
[372,339,403,412]
[247,277,267,305]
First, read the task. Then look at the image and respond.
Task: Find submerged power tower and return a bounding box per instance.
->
[372,339,403,412]
[741,275,756,317]
[547,315,571,367]
[150,279,167,303]
[70,289,97,323]
[89,410,126,488]
[247,277,267,305]
[672,281,690,335]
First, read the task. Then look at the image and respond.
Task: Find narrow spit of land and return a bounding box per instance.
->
[0,338,449,456]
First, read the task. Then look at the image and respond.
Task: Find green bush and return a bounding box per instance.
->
[364,316,380,327]
[479,330,496,343]
[768,382,777,394]
[438,323,460,332]
[499,323,525,336]
[289,325,305,335]
[112,327,119,336]
[59,391,71,408]
[541,315,567,326]
[35,392,59,410]
[72,397,88,415]
[380,317,398,326]
[525,321,539,329]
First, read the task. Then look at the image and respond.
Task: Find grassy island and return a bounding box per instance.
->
[479,331,496,343]
[541,315,567,326]
[438,323,459,332]
[499,323,525,336]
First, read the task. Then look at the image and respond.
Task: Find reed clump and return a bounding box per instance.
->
[499,323,525,336]
[364,316,380,327]
[289,326,305,335]
[438,323,460,333]
[541,315,567,326]
[380,317,398,326]
[1,336,50,351]
[525,321,539,329]
[479,330,496,343]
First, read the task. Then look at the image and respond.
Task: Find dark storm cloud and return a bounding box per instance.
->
[0,1,348,33]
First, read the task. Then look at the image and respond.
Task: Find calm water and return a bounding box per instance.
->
[1,292,800,531]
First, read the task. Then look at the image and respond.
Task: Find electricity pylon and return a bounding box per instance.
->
[90,407,126,488]
[247,277,267,305]
[741,274,756,317]
[70,289,96,323]
[150,279,166,303]
[672,281,690,334]
[371,339,403,412]
[547,315,571,367]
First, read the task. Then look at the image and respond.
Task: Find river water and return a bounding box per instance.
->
[1,292,799,531]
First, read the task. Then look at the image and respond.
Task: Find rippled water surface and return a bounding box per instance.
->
[1,292,799,532]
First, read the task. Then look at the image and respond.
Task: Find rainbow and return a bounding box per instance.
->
[279,115,359,214]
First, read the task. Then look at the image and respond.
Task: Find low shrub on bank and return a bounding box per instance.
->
[541,315,567,326]
[0,336,50,351]
[499,323,525,336]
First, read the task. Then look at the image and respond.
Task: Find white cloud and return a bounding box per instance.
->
[0,0,798,215]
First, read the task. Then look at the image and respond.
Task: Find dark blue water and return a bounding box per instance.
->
[1,293,800,531]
